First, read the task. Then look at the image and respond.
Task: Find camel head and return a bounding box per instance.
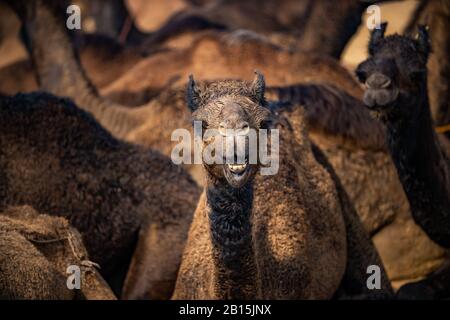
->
[186,71,272,188]
[356,22,431,115]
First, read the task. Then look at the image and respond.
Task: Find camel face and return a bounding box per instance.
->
[356,23,430,113]
[186,73,271,188]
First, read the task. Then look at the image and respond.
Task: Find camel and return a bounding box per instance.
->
[356,23,450,298]
[356,22,450,248]
[405,0,450,139]
[0,90,200,299]
[172,73,393,299]
[121,82,438,285]
[0,205,116,300]
[266,83,450,290]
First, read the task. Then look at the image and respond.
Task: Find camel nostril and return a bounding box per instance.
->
[219,122,228,136]
[366,73,392,89]
[380,78,391,88]
[238,123,250,135]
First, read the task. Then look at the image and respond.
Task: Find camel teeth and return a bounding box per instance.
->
[227,163,247,173]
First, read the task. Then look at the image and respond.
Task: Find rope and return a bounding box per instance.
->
[29,230,100,270]
[28,237,68,244]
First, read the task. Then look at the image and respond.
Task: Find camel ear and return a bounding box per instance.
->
[187,75,201,112]
[369,22,387,55]
[251,70,265,102]
[416,25,431,60]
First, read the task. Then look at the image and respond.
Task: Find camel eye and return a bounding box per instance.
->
[355,70,367,83]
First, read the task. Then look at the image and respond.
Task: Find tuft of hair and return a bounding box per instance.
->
[415,24,431,60]
[186,74,201,112]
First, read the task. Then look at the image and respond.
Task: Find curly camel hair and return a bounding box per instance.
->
[172,74,393,299]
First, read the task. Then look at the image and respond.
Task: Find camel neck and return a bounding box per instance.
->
[15,1,140,139]
[205,176,258,299]
[20,2,96,101]
[383,84,450,247]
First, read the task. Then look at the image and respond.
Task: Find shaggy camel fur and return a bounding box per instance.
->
[356,24,450,298]
[0,92,200,299]
[173,74,392,299]
[266,83,450,290]
[356,23,450,248]
[0,205,115,300]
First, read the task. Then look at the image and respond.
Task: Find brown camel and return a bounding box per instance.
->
[356,22,450,248]
[0,90,200,299]
[172,73,393,299]
[356,23,450,298]
[0,205,116,300]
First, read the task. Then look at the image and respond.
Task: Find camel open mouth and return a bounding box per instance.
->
[223,160,252,188]
[363,88,400,109]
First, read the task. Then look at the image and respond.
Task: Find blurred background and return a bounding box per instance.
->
[0,0,419,70]
[2,0,447,132]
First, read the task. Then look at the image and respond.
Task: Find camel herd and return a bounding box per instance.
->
[0,0,449,300]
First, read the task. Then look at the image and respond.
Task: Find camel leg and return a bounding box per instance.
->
[311,144,393,299]
[121,221,189,300]
[336,189,394,299]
